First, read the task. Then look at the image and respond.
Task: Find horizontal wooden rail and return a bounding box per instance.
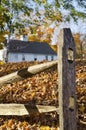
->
[0,60,57,86]
[0,104,59,116]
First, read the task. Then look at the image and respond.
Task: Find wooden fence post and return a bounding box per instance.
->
[58,28,77,130]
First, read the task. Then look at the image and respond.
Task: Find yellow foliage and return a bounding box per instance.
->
[50,45,57,52]
[73,33,80,44]
[28,34,40,42]
[47,28,54,34]
[42,38,50,43]
[0,43,4,49]
[56,13,62,22]
[40,126,50,130]
[0,30,9,43]
[37,31,44,36]
[42,0,47,4]
[0,60,5,65]
[79,103,85,112]
[25,25,54,44]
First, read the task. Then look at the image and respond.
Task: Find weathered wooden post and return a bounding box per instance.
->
[58,28,77,130]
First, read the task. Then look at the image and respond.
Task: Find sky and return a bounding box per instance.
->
[50,0,86,44]
[50,0,86,34]
[27,0,86,34]
[67,0,86,34]
[12,0,86,37]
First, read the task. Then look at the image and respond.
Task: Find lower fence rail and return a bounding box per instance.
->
[0,104,59,116]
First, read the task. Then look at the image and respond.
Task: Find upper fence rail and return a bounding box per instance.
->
[0,60,57,86]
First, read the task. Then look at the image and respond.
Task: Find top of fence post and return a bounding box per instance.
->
[58,28,77,130]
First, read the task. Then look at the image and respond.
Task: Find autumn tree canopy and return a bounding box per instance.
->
[0,0,86,47]
[28,0,86,49]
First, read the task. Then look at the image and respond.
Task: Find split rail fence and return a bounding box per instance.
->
[0,28,77,130]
